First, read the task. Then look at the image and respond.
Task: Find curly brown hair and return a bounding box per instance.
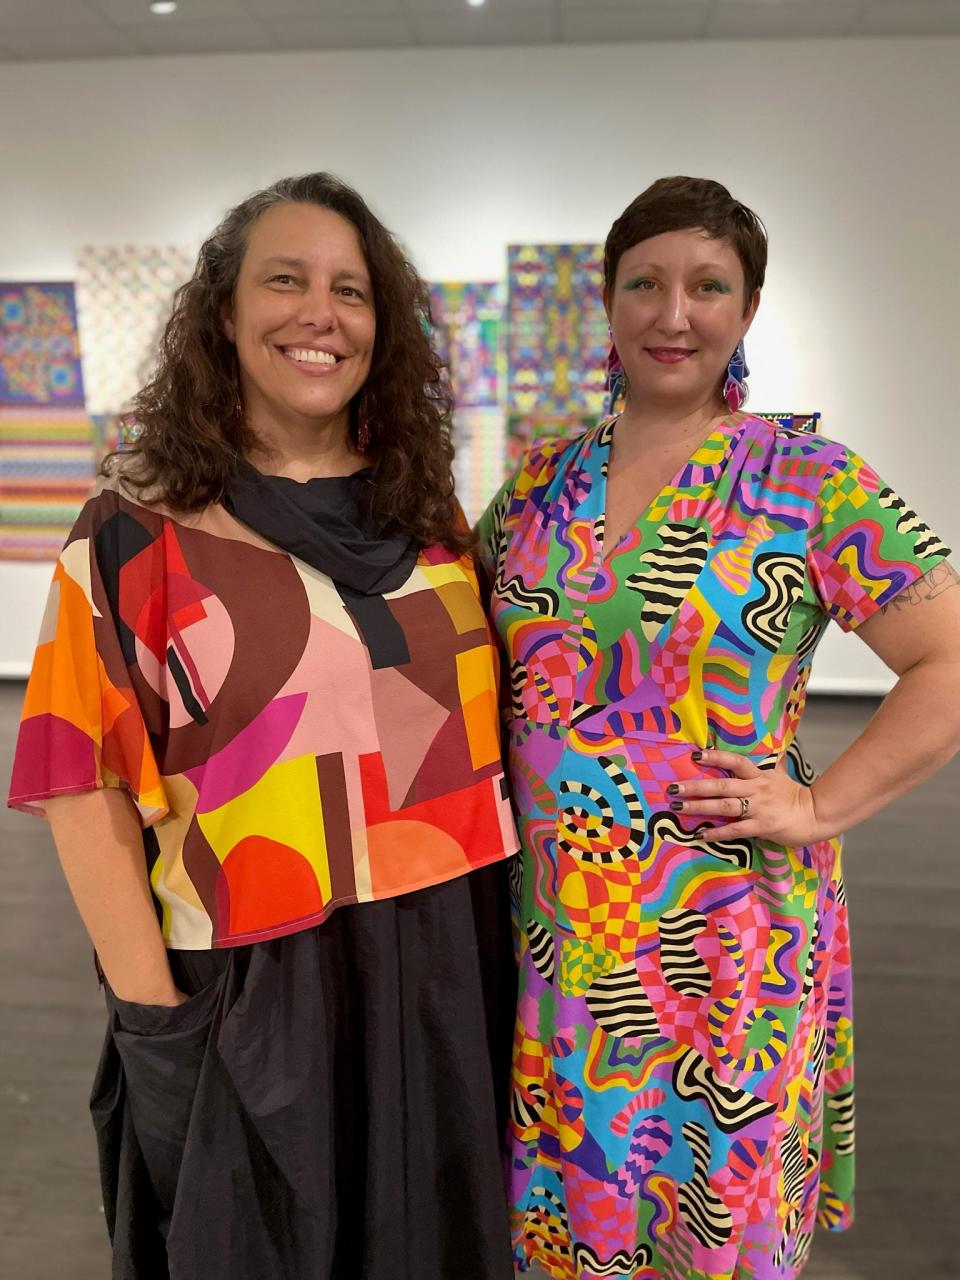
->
[604,176,767,313]
[111,173,469,552]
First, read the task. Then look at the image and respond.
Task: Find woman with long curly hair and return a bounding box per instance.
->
[8,173,518,1280]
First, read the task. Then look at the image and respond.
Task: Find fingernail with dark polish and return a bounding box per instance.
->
[667,783,680,795]
[670,800,684,811]
[691,750,703,762]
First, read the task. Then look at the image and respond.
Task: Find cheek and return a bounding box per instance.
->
[237,297,295,351]
[353,313,377,361]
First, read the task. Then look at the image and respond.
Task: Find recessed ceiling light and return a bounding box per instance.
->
[150,1,178,14]
[466,0,486,8]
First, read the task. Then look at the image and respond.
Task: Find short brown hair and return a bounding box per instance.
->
[111,173,469,552]
[604,176,767,310]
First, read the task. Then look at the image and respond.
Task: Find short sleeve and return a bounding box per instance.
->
[807,444,952,632]
[8,493,168,825]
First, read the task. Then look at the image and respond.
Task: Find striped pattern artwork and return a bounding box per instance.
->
[0,282,95,561]
[0,409,96,560]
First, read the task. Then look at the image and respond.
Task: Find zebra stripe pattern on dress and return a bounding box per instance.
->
[648,811,753,869]
[573,1243,653,1276]
[625,522,710,640]
[827,1088,856,1157]
[658,908,712,997]
[672,1048,777,1133]
[495,572,560,616]
[878,486,950,557]
[741,553,806,651]
[585,963,659,1038]
[526,920,556,983]
[677,1122,734,1249]
[781,1122,805,1205]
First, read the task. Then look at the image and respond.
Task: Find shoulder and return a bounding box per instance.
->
[740,414,868,487]
[508,419,608,502]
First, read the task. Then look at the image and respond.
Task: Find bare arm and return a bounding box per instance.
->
[809,561,960,832]
[673,562,960,844]
[45,788,183,1006]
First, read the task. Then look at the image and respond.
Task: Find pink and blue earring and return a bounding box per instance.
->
[723,340,749,412]
[606,340,626,416]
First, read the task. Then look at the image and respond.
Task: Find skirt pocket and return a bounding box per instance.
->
[108,971,227,1228]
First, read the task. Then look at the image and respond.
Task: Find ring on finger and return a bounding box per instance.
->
[739,796,750,818]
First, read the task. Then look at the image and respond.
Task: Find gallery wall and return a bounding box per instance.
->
[1,35,958,690]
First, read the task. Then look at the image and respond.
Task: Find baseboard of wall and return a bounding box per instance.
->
[0,664,31,679]
[806,675,893,696]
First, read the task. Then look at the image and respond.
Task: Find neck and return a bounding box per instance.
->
[245,409,363,482]
[615,389,730,457]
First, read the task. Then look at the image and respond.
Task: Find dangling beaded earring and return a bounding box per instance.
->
[606,340,626,416]
[723,340,749,412]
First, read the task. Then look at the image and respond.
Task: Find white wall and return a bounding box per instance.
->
[2,37,958,688]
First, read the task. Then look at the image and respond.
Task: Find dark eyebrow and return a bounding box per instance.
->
[332,270,370,284]
[259,258,370,286]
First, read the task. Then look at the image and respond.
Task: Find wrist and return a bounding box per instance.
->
[103,966,180,1007]
[808,779,846,841]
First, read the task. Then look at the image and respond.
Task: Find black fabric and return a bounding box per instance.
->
[336,583,411,669]
[222,461,419,595]
[91,863,516,1280]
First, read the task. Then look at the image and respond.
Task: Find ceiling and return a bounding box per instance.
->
[1,0,958,62]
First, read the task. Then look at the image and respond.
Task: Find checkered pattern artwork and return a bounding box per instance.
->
[76,245,192,416]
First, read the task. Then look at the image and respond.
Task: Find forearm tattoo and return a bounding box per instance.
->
[880,561,960,613]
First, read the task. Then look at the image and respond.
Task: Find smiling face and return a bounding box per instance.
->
[223,201,375,441]
[606,227,759,415]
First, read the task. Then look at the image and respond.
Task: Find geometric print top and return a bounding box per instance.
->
[9,479,518,950]
[477,414,949,1280]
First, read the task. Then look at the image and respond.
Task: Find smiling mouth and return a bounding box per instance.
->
[280,346,344,366]
[646,347,695,363]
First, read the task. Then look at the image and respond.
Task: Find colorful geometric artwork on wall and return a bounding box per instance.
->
[0,283,85,407]
[754,412,821,434]
[452,407,507,524]
[506,412,595,470]
[76,245,193,415]
[506,244,608,417]
[0,407,95,561]
[428,281,503,408]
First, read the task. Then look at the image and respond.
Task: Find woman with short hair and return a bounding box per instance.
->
[479,175,960,1279]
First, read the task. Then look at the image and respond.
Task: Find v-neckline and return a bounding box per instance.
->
[593,410,746,562]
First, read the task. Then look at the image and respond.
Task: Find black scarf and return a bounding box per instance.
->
[223,461,419,596]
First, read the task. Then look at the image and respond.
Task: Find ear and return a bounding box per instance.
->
[602,286,613,328]
[741,287,761,336]
[221,300,236,344]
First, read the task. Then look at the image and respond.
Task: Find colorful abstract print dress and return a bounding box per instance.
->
[477,413,949,1280]
[10,482,517,948]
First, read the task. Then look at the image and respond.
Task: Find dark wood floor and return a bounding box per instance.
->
[1,683,957,1279]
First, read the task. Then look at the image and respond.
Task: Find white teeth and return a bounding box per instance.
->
[286,348,337,365]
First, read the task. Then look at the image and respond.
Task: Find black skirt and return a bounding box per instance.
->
[91,862,516,1280]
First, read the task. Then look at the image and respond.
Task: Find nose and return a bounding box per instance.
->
[296,284,338,332]
[656,284,692,336]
